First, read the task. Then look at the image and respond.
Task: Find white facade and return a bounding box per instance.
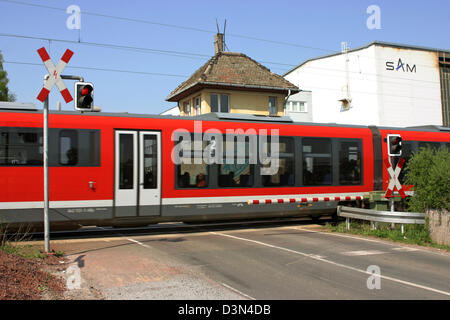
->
[284,42,447,127]
[160,106,180,116]
[284,90,312,122]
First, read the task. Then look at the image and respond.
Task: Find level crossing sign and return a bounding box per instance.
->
[36,47,74,103]
[384,158,406,199]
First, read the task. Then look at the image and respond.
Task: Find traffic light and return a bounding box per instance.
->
[387,134,402,156]
[74,81,94,111]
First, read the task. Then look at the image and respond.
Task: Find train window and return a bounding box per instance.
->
[178,162,209,188]
[302,138,332,186]
[176,138,209,188]
[219,161,254,187]
[88,131,100,165]
[59,130,78,165]
[219,135,254,187]
[143,135,157,189]
[0,127,100,167]
[418,142,441,150]
[0,127,43,166]
[397,141,415,184]
[261,137,294,187]
[338,141,361,185]
[119,133,134,189]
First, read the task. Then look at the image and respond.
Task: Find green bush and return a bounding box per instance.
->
[405,146,450,213]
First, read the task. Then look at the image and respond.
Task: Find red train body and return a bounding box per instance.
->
[0,109,448,229]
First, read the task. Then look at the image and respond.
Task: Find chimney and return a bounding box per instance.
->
[214,33,224,55]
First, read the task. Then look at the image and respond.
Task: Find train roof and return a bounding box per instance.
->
[1,105,449,133]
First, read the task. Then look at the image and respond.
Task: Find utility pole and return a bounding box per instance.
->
[43,75,50,253]
[36,47,76,253]
[42,74,84,253]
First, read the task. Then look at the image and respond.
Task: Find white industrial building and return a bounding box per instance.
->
[284,41,450,127]
[160,106,180,116]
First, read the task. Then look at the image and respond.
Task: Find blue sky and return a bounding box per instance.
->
[0,0,449,114]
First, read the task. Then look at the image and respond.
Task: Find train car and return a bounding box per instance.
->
[0,106,449,230]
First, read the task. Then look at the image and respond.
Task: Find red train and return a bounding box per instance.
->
[0,107,449,230]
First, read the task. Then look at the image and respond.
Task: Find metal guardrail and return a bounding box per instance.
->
[337,206,426,233]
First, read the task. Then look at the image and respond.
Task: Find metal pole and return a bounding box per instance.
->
[388,155,395,229]
[390,197,395,229]
[41,73,85,253]
[43,95,50,253]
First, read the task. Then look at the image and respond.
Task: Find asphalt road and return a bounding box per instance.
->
[51,223,450,300]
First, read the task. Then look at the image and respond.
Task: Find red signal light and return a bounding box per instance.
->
[74,82,94,111]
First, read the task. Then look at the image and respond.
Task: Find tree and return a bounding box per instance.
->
[405,146,450,212]
[0,51,16,102]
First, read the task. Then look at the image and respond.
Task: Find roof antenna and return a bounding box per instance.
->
[223,19,229,51]
[216,18,220,33]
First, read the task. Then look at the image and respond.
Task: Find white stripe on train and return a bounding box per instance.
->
[0,193,375,210]
[247,195,364,205]
[161,192,370,205]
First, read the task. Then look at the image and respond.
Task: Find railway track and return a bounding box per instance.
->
[23,216,335,241]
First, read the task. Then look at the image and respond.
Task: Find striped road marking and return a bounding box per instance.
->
[341,250,388,256]
[210,231,450,297]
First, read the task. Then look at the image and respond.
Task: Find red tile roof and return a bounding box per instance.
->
[166,52,299,101]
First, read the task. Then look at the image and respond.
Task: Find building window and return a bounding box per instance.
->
[194,96,201,115]
[269,97,277,115]
[211,94,229,113]
[183,101,191,116]
[286,101,307,112]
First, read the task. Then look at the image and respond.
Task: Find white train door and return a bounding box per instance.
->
[138,131,161,216]
[114,130,161,217]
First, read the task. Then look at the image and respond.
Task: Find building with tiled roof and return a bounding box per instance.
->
[166,34,300,116]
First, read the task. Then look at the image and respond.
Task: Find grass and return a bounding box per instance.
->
[0,222,64,259]
[327,220,450,251]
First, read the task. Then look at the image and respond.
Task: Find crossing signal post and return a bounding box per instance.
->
[75,82,94,111]
[386,133,405,232]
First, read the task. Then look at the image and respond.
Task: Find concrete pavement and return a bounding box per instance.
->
[50,223,450,300]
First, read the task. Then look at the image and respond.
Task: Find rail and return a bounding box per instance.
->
[337,206,425,234]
